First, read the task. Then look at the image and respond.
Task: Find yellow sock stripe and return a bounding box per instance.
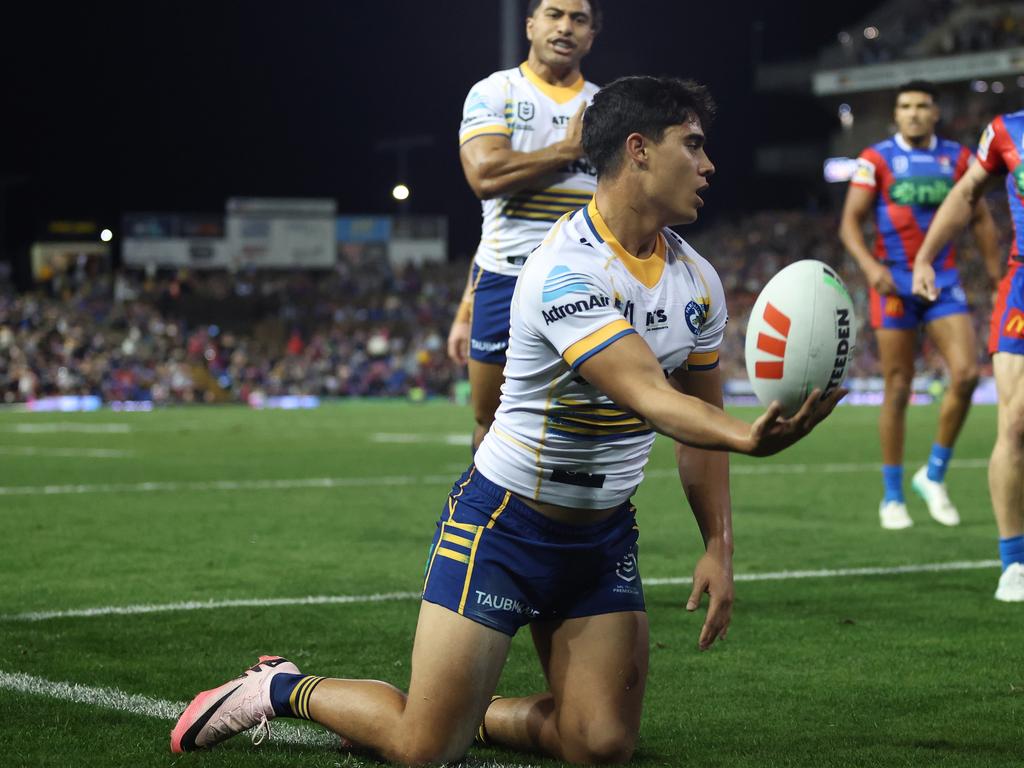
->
[476,694,504,746]
[289,676,325,719]
[290,676,313,719]
[458,491,512,614]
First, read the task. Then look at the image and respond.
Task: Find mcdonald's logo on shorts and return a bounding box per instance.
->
[884,296,904,318]
[1004,309,1024,338]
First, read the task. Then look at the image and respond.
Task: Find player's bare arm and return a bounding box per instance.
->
[459,105,585,200]
[670,365,734,651]
[576,330,843,456]
[970,197,1003,298]
[913,162,1003,300]
[839,183,897,295]
[446,264,475,365]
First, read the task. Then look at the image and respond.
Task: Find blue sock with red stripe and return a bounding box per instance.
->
[269,674,326,719]
[999,536,1024,571]
[882,465,904,503]
[926,443,953,482]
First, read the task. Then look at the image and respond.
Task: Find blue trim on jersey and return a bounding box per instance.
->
[581,205,605,243]
[569,329,636,371]
[546,428,654,442]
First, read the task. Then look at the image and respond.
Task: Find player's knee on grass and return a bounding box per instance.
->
[392,731,473,767]
[561,716,637,765]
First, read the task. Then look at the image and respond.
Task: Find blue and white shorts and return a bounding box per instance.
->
[422,466,644,636]
[469,265,518,364]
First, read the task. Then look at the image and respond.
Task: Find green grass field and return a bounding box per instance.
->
[0,402,1020,767]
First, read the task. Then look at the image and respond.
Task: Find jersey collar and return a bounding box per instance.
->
[894,133,937,152]
[520,61,585,104]
[582,200,666,289]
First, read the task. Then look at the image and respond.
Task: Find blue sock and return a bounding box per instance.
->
[882,465,904,503]
[926,443,954,482]
[998,535,1024,571]
[269,673,326,719]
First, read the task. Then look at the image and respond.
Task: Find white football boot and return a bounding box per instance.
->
[879,499,913,530]
[995,563,1024,602]
[911,466,960,526]
[170,655,299,752]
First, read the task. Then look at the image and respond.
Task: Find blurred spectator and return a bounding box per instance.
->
[1,204,1010,405]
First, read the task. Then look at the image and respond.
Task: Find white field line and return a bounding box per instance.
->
[0,446,134,459]
[2,423,132,433]
[0,670,338,748]
[371,432,473,446]
[0,458,990,497]
[1,560,1000,624]
[0,670,540,765]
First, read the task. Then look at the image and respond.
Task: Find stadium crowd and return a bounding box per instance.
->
[829,0,1023,65]
[0,206,1008,405]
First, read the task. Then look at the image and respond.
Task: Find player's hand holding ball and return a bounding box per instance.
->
[743,259,854,454]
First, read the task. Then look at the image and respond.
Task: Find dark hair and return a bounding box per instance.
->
[526,0,602,33]
[895,79,938,103]
[582,76,716,178]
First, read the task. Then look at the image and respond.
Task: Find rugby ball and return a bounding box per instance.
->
[744,260,856,416]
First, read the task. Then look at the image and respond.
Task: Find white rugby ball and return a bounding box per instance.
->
[744,259,856,416]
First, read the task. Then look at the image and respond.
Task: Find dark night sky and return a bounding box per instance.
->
[2,1,883,264]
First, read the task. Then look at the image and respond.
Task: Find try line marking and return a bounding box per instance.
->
[0,669,337,748]
[1,560,1000,623]
[0,670,540,766]
[0,458,990,497]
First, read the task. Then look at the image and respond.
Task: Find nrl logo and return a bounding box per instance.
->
[517,101,535,121]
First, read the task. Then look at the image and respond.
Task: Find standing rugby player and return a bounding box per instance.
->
[914,110,1024,602]
[448,0,600,451]
[840,80,1000,530]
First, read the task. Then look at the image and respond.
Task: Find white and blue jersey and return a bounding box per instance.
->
[473,199,728,509]
[459,62,599,276]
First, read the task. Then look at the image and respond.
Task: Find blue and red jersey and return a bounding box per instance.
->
[851,134,972,289]
[976,111,1024,262]
[978,111,1024,355]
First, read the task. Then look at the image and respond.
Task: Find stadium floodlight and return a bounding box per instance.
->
[992,81,1005,94]
[100,228,113,242]
[863,26,879,40]
[392,184,410,201]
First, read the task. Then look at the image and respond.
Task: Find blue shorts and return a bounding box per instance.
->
[990,261,1024,355]
[469,265,518,364]
[421,467,645,636]
[869,282,970,330]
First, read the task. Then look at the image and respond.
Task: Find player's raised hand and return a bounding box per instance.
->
[866,261,898,296]
[560,103,586,160]
[744,387,847,457]
[447,319,470,366]
[912,260,939,302]
[686,548,733,650]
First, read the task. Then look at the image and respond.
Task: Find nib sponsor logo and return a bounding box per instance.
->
[754,303,790,380]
